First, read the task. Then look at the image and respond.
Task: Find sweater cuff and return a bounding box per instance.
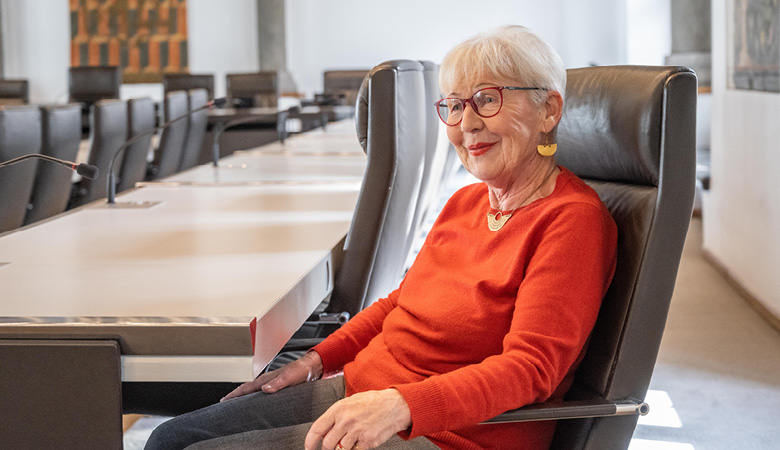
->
[392,380,448,438]
[311,336,355,375]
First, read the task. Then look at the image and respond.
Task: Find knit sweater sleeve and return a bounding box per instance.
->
[393,202,617,438]
[312,286,402,374]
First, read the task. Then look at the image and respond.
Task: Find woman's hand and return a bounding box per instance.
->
[220,351,324,401]
[304,388,412,450]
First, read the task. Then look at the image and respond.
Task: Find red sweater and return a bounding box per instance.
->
[313,167,617,450]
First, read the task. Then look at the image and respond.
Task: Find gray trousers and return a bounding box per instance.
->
[144,376,439,450]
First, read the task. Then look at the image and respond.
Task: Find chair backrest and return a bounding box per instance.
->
[0,106,41,233]
[118,97,156,192]
[327,60,427,318]
[150,90,189,179]
[68,66,121,104]
[227,72,278,108]
[178,89,209,172]
[163,73,215,100]
[24,104,81,225]
[322,69,369,106]
[0,79,29,106]
[71,99,128,207]
[550,66,697,450]
[402,60,443,265]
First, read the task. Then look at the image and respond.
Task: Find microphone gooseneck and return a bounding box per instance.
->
[107,97,227,204]
[0,154,99,180]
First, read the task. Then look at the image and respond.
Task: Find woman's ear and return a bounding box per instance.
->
[542,91,564,133]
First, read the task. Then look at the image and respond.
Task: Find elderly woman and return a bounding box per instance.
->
[145,25,617,450]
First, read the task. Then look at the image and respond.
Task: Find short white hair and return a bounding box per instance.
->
[439,25,566,107]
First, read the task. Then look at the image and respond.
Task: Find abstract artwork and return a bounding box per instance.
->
[728,0,780,92]
[70,0,189,83]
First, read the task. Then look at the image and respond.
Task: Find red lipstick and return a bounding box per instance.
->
[467,142,496,156]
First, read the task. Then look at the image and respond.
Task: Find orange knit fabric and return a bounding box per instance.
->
[313,168,617,450]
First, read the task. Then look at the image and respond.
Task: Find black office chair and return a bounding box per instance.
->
[226,72,278,108]
[70,99,128,208]
[68,66,121,137]
[0,106,41,233]
[148,90,189,180]
[163,73,215,100]
[24,104,82,225]
[0,79,30,106]
[117,97,156,193]
[178,89,209,172]
[477,65,697,450]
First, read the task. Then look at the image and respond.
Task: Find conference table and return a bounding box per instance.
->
[0,120,365,449]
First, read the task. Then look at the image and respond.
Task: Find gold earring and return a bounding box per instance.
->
[537,131,557,156]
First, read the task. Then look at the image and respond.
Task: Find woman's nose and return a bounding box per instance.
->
[459,102,483,132]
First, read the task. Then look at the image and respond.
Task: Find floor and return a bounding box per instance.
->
[125,214,780,449]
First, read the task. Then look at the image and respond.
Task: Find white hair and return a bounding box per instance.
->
[439,25,566,107]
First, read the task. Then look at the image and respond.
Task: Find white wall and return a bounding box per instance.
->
[703,0,780,318]
[1,0,259,104]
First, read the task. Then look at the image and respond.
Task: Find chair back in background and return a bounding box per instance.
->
[327,60,427,318]
[322,70,369,107]
[547,66,697,450]
[163,74,215,100]
[0,79,29,106]
[227,72,278,108]
[0,106,41,233]
[118,97,156,192]
[71,99,128,207]
[178,89,209,172]
[68,66,121,104]
[24,104,81,225]
[150,90,189,179]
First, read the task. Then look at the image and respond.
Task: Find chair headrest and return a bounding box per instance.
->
[355,60,426,155]
[556,65,696,187]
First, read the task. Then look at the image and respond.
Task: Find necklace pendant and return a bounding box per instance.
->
[487,211,512,231]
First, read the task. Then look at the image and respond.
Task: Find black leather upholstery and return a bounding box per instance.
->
[0,79,29,106]
[519,66,697,450]
[118,97,156,192]
[179,89,209,171]
[69,66,121,136]
[0,106,41,233]
[164,74,215,100]
[25,104,81,225]
[71,99,128,207]
[328,60,427,318]
[150,90,189,179]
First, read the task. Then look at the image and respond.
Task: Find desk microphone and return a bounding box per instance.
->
[107,97,227,204]
[0,154,99,180]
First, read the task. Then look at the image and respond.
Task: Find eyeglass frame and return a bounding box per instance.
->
[435,86,548,126]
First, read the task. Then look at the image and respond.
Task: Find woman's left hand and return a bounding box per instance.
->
[304,388,412,450]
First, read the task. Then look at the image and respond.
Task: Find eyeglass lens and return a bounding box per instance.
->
[437,87,503,126]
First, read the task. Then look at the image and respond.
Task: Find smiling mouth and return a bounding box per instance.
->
[467,142,496,156]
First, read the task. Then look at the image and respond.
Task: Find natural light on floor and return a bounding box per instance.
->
[629,389,694,450]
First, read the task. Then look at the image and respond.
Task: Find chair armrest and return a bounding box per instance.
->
[481,397,649,424]
[278,338,325,353]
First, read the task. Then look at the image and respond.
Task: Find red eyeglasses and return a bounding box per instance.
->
[435,86,546,126]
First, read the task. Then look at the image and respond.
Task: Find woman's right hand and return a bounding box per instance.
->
[220,350,324,401]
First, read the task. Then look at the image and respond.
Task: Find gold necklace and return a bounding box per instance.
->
[486,166,558,232]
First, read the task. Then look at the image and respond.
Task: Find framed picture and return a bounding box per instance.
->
[70,0,189,83]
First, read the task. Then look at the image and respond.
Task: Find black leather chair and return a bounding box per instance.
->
[478,66,697,450]
[70,99,128,208]
[24,104,81,225]
[321,69,369,107]
[163,73,215,100]
[117,97,156,193]
[178,89,209,171]
[0,79,29,106]
[148,90,188,180]
[227,72,279,108]
[0,106,41,233]
[69,66,121,136]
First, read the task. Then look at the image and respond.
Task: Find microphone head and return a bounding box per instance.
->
[210,97,228,108]
[76,163,99,180]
